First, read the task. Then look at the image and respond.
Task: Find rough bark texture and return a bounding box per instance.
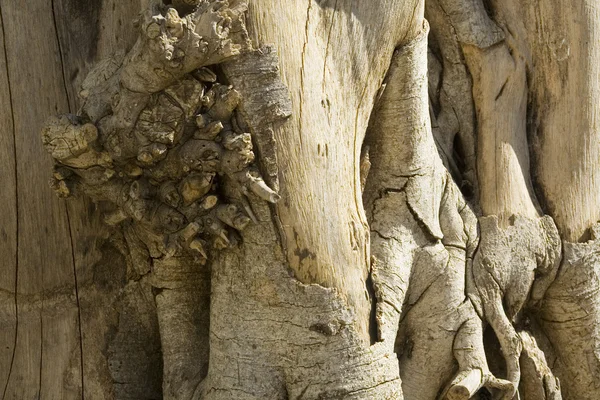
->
[1,0,599,399]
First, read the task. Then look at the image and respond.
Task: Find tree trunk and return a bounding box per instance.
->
[1,1,599,399]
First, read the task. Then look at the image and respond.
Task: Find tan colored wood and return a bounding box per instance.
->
[463,41,541,223]
[3,1,600,399]
[528,0,600,243]
[490,0,600,243]
[0,0,84,398]
[0,1,166,398]
[246,0,425,341]
[486,2,600,398]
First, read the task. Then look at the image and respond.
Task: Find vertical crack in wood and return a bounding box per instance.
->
[400,0,420,46]
[0,3,18,398]
[50,1,85,395]
[298,0,313,149]
[51,0,74,113]
[65,205,85,400]
[321,0,339,91]
[353,68,371,275]
[38,307,43,398]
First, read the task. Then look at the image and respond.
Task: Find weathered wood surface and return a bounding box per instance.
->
[246,0,426,342]
[0,1,80,398]
[3,1,600,399]
[0,4,17,396]
[0,1,158,399]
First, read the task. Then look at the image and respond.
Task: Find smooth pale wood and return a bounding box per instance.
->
[531,0,600,242]
[493,0,600,242]
[463,42,541,223]
[246,0,424,340]
[429,0,540,223]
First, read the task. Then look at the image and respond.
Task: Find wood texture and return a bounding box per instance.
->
[0,4,17,396]
[246,0,426,341]
[525,0,600,243]
[0,1,81,398]
[3,1,600,399]
[0,1,156,399]
[487,1,600,398]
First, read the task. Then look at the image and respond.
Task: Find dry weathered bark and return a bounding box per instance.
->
[1,0,599,399]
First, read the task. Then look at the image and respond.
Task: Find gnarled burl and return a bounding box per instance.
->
[42,1,285,397]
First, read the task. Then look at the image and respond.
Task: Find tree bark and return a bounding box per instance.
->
[1,1,599,399]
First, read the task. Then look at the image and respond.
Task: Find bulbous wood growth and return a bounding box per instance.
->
[0,0,597,399]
